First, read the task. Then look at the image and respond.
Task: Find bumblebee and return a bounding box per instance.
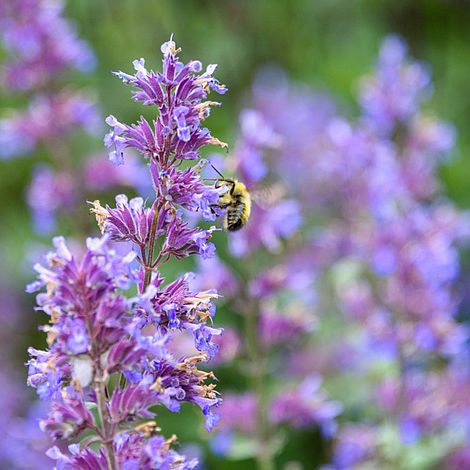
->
[215,178,252,231]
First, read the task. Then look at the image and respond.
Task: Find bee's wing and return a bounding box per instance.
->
[251,182,287,209]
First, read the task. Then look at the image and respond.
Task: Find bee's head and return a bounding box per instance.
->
[231,181,248,197]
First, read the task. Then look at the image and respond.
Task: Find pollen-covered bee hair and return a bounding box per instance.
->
[208,165,251,231]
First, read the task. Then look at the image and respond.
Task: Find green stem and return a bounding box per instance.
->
[143,200,162,292]
[245,297,275,470]
[85,313,117,470]
[95,378,117,470]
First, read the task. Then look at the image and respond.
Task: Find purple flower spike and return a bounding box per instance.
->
[105,36,228,166]
[28,36,228,468]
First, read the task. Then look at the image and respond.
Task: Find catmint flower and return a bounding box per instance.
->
[0,92,99,159]
[105,41,227,165]
[26,165,76,234]
[0,372,51,469]
[270,377,342,436]
[446,447,470,470]
[210,328,241,365]
[327,424,378,469]
[25,36,228,467]
[218,393,258,435]
[64,318,89,355]
[0,289,51,468]
[215,380,340,456]
[259,309,315,348]
[27,236,221,466]
[92,194,156,246]
[244,38,470,469]
[134,273,222,356]
[210,109,302,256]
[150,161,224,220]
[229,197,302,256]
[359,35,431,133]
[161,217,216,260]
[197,35,470,469]
[190,256,238,296]
[234,109,281,182]
[0,0,95,91]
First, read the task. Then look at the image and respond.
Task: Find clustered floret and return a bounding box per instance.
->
[27,36,228,468]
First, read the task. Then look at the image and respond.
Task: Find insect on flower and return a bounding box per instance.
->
[208,164,252,231]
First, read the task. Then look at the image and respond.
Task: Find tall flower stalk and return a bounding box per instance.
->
[27,36,229,468]
[243,37,470,469]
[202,110,341,469]
[197,36,470,470]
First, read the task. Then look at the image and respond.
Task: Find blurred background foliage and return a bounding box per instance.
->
[4,0,470,272]
[2,1,470,468]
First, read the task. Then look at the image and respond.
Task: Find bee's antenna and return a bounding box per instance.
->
[210,162,225,179]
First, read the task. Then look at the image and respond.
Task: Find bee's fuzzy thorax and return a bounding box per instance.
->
[214,179,251,231]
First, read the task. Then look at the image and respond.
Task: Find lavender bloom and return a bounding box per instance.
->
[91,194,156,246]
[27,165,76,234]
[27,236,221,466]
[359,35,431,133]
[26,37,228,467]
[222,37,470,469]
[270,377,342,436]
[0,92,100,159]
[259,309,315,348]
[1,0,95,91]
[105,40,227,165]
[190,255,238,296]
[328,425,378,469]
